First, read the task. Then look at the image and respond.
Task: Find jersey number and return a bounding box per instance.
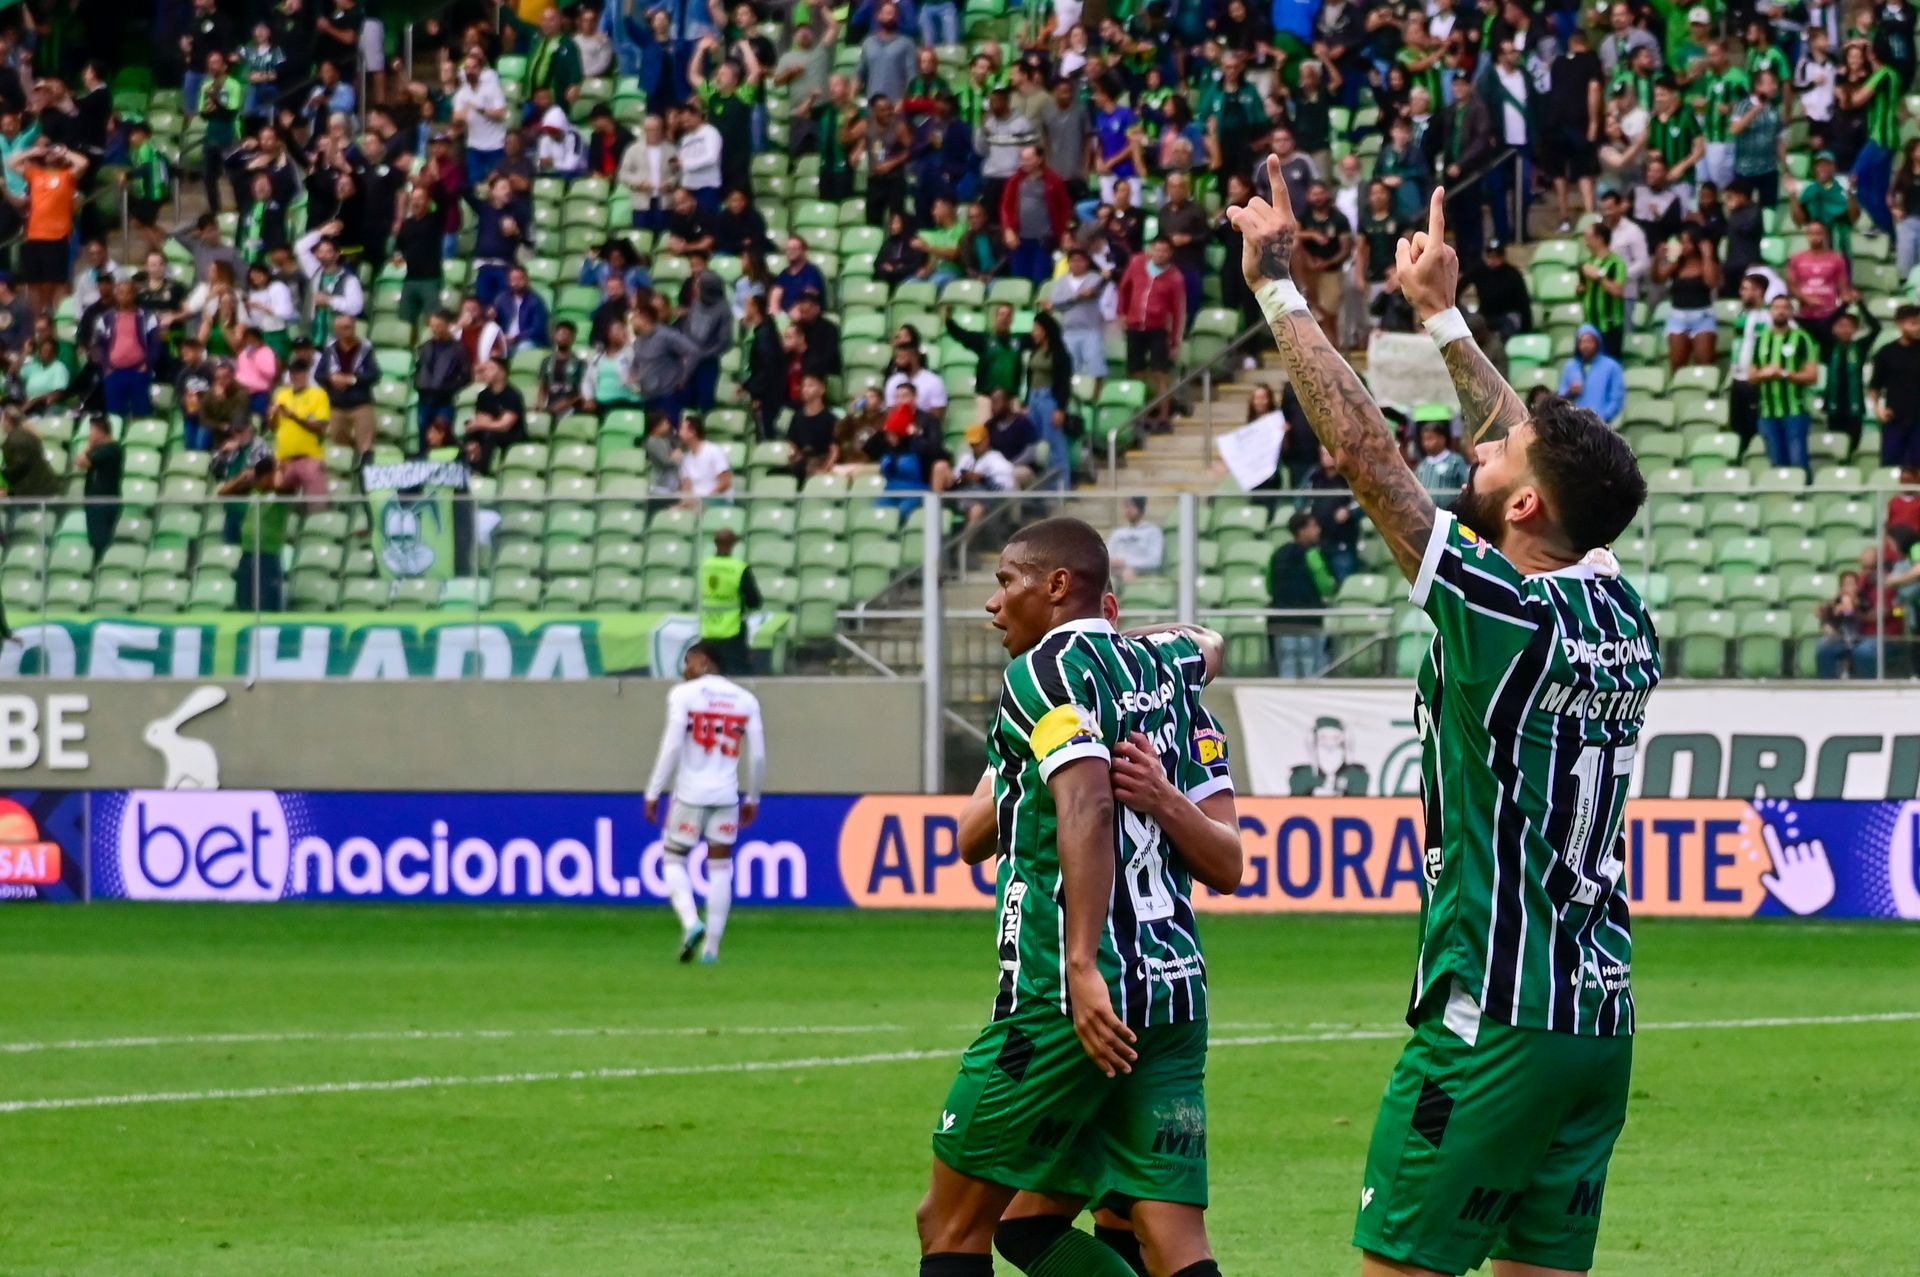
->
[689,712,748,757]
[1558,744,1633,906]
[1121,806,1176,922]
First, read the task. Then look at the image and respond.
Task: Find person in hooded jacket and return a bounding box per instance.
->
[679,266,736,415]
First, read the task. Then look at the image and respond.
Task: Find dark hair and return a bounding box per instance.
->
[1899,303,1920,322]
[1006,516,1110,605]
[682,416,707,438]
[1287,510,1315,536]
[555,319,577,334]
[1587,222,1613,246]
[1527,397,1647,553]
[688,640,726,668]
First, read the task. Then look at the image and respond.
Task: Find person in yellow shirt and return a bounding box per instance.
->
[269,354,332,509]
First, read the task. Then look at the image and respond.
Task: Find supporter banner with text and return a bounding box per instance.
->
[0,612,789,680]
[77,790,1920,919]
[1233,685,1920,800]
[363,460,467,582]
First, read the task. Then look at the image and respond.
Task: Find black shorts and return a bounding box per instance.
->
[1543,131,1600,181]
[17,238,67,284]
[1126,328,1171,373]
[128,198,162,226]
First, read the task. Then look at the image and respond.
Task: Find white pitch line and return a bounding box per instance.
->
[0,1010,1912,1117]
[0,1023,912,1055]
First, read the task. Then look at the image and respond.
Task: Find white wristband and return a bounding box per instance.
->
[1256,279,1310,323]
[1424,306,1472,349]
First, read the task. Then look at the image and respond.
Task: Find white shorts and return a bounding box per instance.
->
[664,799,741,851]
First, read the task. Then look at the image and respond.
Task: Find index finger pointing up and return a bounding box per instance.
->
[1428,186,1446,242]
[1265,153,1290,217]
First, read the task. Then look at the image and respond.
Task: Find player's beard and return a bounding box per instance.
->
[1449,466,1509,550]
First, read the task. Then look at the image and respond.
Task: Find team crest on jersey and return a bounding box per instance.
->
[1029,704,1100,761]
[1191,728,1227,767]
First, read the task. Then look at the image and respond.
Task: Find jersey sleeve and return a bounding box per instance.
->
[1175,699,1235,803]
[1408,508,1541,682]
[644,684,687,801]
[1004,647,1113,782]
[1139,630,1208,693]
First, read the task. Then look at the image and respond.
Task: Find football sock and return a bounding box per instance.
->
[1168,1262,1222,1277]
[919,1253,993,1276]
[996,1217,1140,1277]
[703,857,733,955]
[660,853,699,933]
[1093,1225,1148,1276]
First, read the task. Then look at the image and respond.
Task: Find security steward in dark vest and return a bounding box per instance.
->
[698,528,762,675]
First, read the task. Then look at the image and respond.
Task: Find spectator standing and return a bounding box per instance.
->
[210,411,272,543]
[526,6,585,105]
[92,282,162,419]
[1579,222,1629,358]
[1824,307,1878,456]
[294,225,365,347]
[1480,40,1533,247]
[976,85,1036,216]
[1846,40,1903,234]
[1036,80,1092,199]
[317,314,377,461]
[784,374,840,476]
[1047,244,1110,382]
[1729,70,1784,209]
[196,53,245,211]
[856,3,915,105]
[1157,173,1209,330]
[1267,511,1333,679]
[1647,77,1705,204]
[1296,182,1354,342]
[75,414,122,567]
[1698,39,1750,191]
[1557,326,1627,424]
[1547,29,1605,233]
[1791,150,1859,256]
[863,96,913,229]
[680,271,734,414]
[1466,241,1533,337]
[1654,225,1722,370]
[1,408,59,499]
[1752,296,1820,474]
[11,142,85,316]
[465,178,531,313]
[270,356,331,506]
[414,310,472,444]
[232,459,294,613]
[998,146,1071,286]
[1870,304,1920,467]
[1786,221,1853,352]
[452,52,511,188]
[392,188,444,339]
[1116,238,1185,434]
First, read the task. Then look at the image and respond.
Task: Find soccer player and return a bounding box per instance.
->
[1229,160,1658,1277]
[953,603,1242,1277]
[643,640,765,964]
[916,519,1240,1277]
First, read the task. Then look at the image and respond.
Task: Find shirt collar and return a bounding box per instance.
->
[1039,616,1115,641]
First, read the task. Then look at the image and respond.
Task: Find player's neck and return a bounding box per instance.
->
[1501,532,1581,580]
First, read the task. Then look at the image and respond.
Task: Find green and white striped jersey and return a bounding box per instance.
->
[986,619,1233,1030]
[1409,511,1661,1038]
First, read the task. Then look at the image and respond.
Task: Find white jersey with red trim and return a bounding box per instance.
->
[644,674,767,807]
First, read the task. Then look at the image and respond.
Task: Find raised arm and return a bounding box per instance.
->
[1228,156,1437,581]
[1395,187,1528,447]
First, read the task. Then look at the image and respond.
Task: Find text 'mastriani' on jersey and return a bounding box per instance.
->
[1409,510,1661,1039]
[986,619,1233,1031]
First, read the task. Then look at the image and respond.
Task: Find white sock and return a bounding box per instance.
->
[661,853,700,934]
[703,857,733,956]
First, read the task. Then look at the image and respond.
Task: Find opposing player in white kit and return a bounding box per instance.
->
[644,641,767,964]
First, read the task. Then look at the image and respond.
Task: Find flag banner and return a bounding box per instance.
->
[363,460,468,582]
[0,612,789,680]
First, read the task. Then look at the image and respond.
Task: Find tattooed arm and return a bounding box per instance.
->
[1441,335,1529,446]
[1232,156,1437,581]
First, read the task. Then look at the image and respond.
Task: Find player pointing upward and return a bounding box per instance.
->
[645,640,766,964]
[1229,164,1659,1277]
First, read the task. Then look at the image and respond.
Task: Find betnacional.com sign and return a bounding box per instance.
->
[53,790,1907,919]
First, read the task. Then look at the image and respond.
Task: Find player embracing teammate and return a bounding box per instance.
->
[1230,160,1658,1277]
[916,518,1243,1277]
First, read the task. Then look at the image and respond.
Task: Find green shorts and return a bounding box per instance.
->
[1354,981,1632,1275]
[932,1001,1208,1208]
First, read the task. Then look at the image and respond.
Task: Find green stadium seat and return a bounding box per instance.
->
[1507,332,1553,364]
[1673,607,1735,677]
[1734,609,1795,677]
[1668,364,1723,394]
[1723,573,1780,607]
[1772,535,1829,570]
[1718,535,1774,571]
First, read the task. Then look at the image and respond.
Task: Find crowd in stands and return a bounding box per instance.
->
[0,0,1919,675]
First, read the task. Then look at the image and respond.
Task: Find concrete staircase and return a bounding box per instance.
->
[1092,353,1291,495]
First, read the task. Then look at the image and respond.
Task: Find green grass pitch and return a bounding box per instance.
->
[3,906,1916,1275]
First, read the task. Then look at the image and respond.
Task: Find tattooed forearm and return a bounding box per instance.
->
[1267,311,1436,581]
[1257,236,1292,282]
[1442,335,1529,445]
